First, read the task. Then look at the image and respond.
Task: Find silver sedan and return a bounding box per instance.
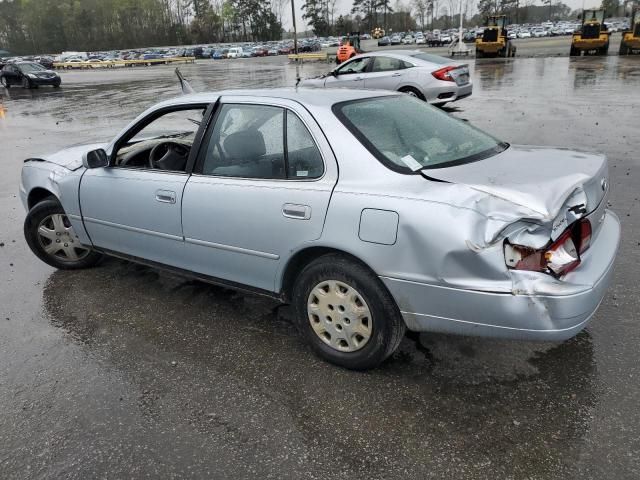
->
[20,89,619,370]
[301,50,472,105]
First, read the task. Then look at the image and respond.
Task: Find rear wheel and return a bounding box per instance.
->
[24,199,103,270]
[292,254,406,370]
[398,86,425,101]
[570,45,579,56]
[476,48,483,58]
[0,76,9,89]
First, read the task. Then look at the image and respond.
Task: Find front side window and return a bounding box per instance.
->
[336,57,371,75]
[201,104,324,180]
[334,95,507,172]
[114,107,205,171]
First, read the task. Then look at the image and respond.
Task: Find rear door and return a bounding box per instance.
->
[181,96,338,292]
[363,56,411,90]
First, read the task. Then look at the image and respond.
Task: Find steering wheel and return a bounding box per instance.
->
[149,141,190,170]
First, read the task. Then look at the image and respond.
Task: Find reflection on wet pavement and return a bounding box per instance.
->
[1,55,639,479]
[41,258,598,478]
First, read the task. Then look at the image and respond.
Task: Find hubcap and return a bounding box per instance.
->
[405,90,418,97]
[37,214,89,262]
[307,280,372,353]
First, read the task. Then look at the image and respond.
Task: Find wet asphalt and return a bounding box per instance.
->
[1,53,639,479]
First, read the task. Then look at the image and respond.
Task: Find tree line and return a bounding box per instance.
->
[0,0,284,55]
[301,0,629,37]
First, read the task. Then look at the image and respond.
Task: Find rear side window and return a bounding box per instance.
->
[200,104,323,180]
[371,57,409,72]
[286,113,323,179]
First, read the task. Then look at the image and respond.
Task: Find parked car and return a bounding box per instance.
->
[301,51,472,106]
[227,47,243,58]
[402,35,415,44]
[390,35,402,45]
[416,34,426,44]
[212,50,224,59]
[19,88,620,370]
[378,36,391,46]
[1,61,61,88]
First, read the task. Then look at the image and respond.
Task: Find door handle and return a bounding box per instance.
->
[391,73,401,77]
[353,76,362,81]
[282,204,311,220]
[155,190,176,204]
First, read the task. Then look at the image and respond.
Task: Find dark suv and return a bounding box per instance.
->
[1,62,61,89]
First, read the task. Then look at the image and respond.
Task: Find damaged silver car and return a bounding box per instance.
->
[20,89,620,370]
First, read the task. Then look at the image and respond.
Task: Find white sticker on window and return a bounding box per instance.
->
[297,171,309,177]
[400,155,423,171]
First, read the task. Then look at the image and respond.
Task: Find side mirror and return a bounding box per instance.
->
[82,148,109,169]
[331,70,338,77]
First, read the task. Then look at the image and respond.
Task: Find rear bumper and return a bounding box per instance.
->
[381,210,620,341]
[426,82,473,104]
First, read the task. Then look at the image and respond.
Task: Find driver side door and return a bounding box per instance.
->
[324,56,371,89]
[79,103,212,265]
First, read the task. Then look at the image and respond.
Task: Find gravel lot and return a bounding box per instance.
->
[1,49,639,479]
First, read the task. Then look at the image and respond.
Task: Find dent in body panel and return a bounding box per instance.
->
[21,162,92,245]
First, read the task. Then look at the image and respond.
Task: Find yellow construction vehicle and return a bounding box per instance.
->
[570,10,610,56]
[619,7,640,55]
[475,15,515,58]
[372,27,385,39]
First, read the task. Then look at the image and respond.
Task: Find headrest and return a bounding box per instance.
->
[223,130,266,161]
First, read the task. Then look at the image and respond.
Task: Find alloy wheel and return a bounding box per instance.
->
[307,280,373,352]
[37,214,90,262]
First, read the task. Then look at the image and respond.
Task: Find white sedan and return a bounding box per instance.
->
[301,51,472,106]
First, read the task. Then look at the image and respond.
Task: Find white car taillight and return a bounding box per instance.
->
[504,218,592,277]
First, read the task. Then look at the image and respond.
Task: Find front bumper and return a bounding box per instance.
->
[30,76,60,85]
[381,210,620,341]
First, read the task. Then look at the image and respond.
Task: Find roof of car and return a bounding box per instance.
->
[155,87,399,109]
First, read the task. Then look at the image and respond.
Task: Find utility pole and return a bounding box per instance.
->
[291,0,298,55]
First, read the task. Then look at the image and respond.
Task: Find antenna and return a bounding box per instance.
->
[175,67,195,94]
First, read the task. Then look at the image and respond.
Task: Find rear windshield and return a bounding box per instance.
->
[333,95,507,172]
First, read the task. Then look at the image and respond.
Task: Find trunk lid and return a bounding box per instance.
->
[423,145,609,236]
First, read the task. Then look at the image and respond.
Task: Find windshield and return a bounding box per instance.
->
[19,62,46,73]
[333,95,507,172]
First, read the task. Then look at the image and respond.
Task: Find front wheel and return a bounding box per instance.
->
[22,77,33,89]
[292,254,406,370]
[24,199,103,270]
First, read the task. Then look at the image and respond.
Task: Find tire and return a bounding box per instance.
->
[24,198,102,270]
[292,254,406,370]
[476,49,483,58]
[0,76,9,89]
[619,43,628,55]
[22,77,32,89]
[570,45,579,56]
[398,86,425,101]
[53,81,61,88]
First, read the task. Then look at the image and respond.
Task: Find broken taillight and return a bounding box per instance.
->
[431,66,457,82]
[504,218,592,277]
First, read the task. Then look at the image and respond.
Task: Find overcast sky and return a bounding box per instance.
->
[280,0,606,31]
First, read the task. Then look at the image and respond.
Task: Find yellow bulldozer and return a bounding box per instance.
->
[475,15,515,58]
[372,27,385,39]
[570,9,610,56]
[619,7,640,55]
